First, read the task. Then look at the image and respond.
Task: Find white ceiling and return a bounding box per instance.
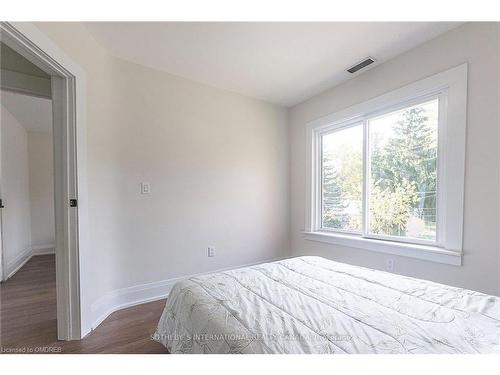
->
[85,22,461,107]
[1,90,52,132]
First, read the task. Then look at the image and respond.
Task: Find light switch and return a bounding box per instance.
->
[141,182,151,194]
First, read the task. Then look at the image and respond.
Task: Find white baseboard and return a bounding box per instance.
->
[90,278,177,331]
[32,244,56,255]
[6,247,33,279]
[4,244,56,280]
[89,256,287,333]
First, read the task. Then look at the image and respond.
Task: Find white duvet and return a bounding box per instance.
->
[154,256,500,354]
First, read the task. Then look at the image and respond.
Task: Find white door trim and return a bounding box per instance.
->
[0,22,89,340]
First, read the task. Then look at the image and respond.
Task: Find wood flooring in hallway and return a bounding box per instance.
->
[0,254,168,353]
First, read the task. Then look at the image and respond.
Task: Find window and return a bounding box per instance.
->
[305,65,467,265]
[320,99,438,243]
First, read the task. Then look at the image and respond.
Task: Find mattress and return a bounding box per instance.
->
[153,256,500,354]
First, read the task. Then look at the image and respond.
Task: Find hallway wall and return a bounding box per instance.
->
[28,131,55,250]
[0,103,32,276]
[1,91,55,277]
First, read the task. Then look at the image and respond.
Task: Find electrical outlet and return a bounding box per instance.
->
[386,258,395,272]
[207,246,215,257]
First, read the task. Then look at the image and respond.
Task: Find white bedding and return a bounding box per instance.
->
[153,256,500,354]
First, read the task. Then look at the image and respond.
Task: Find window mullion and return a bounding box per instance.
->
[362,118,369,238]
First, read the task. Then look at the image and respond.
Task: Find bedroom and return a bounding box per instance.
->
[0,0,499,372]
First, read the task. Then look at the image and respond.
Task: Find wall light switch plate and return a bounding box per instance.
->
[141,182,151,194]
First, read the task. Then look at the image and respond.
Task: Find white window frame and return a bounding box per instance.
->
[304,64,468,266]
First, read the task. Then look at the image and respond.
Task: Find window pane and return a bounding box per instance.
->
[321,124,363,232]
[368,99,438,241]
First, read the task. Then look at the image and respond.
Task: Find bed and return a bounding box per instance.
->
[153,256,500,354]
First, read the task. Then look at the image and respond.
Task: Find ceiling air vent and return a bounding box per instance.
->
[346,57,376,74]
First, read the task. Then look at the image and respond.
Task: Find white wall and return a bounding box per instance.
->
[0,104,32,275]
[34,23,289,327]
[28,130,55,249]
[289,23,500,295]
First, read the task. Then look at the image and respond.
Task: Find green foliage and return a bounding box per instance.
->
[369,181,419,236]
[322,141,363,231]
[372,107,436,198]
[322,155,348,229]
[370,106,437,237]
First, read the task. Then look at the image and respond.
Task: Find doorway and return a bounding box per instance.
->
[0,22,86,341]
[0,43,55,278]
[0,79,57,344]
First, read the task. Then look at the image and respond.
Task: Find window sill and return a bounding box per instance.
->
[303,231,462,266]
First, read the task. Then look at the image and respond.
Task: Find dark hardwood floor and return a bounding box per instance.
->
[0,254,168,353]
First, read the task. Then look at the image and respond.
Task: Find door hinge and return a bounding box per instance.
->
[0,199,4,208]
[69,199,78,207]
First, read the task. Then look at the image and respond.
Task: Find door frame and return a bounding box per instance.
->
[0,22,89,340]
